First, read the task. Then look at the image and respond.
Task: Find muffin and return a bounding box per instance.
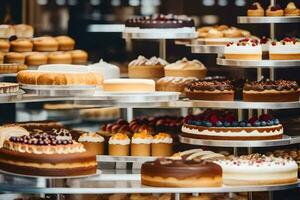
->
[164,58,207,79]
[151,133,173,157]
[10,39,33,52]
[70,49,88,64]
[156,76,197,94]
[48,51,72,64]
[78,132,105,155]
[108,133,130,156]
[13,24,34,38]
[128,55,168,79]
[4,52,25,64]
[131,131,153,156]
[0,39,10,52]
[32,36,59,52]
[55,35,75,51]
[25,52,48,66]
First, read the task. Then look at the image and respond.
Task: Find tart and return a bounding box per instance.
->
[78,132,104,155]
[266,4,284,16]
[4,52,26,64]
[285,2,300,16]
[151,133,173,157]
[141,157,222,187]
[0,82,19,94]
[32,36,59,52]
[156,76,197,94]
[185,80,234,101]
[131,131,153,156]
[13,24,34,38]
[103,79,155,92]
[0,39,10,53]
[269,37,300,60]
[247,2,265,16]
[108,133,130,156]
[55,35,75,51]
[48,52,72,64]
[243,80,299,102]
[164,58,207,79]
[224,39,262,60]
[10,39,33,52]
[216,154,298,185]
[128,56,167,79]
[25,52,48,66]
[69,50,88,65]
[182,110,283,140]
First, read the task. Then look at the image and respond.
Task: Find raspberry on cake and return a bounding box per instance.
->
[224,39,262,60]
[185,80,235,101]
[243,80,299,102]
[181,110,283,140]
[247,2,265,16]
[266,4,284,16]
[269,37,300,60]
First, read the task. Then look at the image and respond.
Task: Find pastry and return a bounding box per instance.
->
[266,4,284,16]
[182,110,283,140]
[247,2,265,16]
[205,28,224,38]
[131,131,153,156]
[224,39,262,60]
[13,24,34,38]
[4,52,26,64]
[89,59,120,80]
[25,52,48,66]
[128,56,167,79]
[48,52,72,64]
[0,127,97,176]
[0,25,15,38]
[243,79,299,102]
[32,36,59,52]
[108,133,130,156]
[216,154,298,185]
[10,39,33,52]
[285,2,300,16]
[0,82,19,94]
[55,35,75,51]
[185,80,235,101]
[141,157,222,187]
[151,133,173,157]
[78,132,105,155]
[269,37,300,60]
[69,49,88,64]
[103,79,155,92]
[164,58,207,79]
[156,76,197,94]
[223,27,243,38]
[0,39,10,52]
[80,107,121,121]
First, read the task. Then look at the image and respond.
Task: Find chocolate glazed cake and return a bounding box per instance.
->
[243,80,299,102]
[0,130,97,177]
[185,80,234,101]
[141,158,222,187]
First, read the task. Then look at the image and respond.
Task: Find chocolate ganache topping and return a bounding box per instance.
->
[141,157,222,179]
[186,80,234,92]
[244,80,299,92]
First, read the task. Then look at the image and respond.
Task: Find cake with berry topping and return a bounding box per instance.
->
[181,110,283,140]
[266,4,284,16]
[185,80,235,101]
[243,80,299,102]
[269,37,300,60]
[0,128,97,177]
[216,154,298,185]
[224,39,262,60]
[247,2,265,16]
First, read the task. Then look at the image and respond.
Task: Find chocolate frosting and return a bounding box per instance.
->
[244,80,299,91]
[186,80,234,92]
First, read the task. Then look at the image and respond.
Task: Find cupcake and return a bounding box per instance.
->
[164,58,207,79]
[108,133,130,156]
[70,49,88,64]
[131,131,153,156]
[55,35,75,51]
[151,133,173,157]
[78,132,105,155]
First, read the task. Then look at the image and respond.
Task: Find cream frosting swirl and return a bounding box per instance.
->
[164,58,206,70]
[78,132,104,143]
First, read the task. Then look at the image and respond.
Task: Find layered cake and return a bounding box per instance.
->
[224,39,262,60]
[285,2,299,16]
[141,157,222,187]
[269,37,300,60]
[243,80,299,102]
[182,110,283,140]
[0,128,97,176]
[164,58,206,79]
[247,2,264,16]
[0,82,19,94]
[266,4,284,16]
[103,79,155,92]
[156,76,197,94]
[216,154,298,185]
[128,56,168,79]
[185,80,234,101]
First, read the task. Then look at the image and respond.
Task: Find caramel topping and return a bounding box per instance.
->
[110,133,129,140]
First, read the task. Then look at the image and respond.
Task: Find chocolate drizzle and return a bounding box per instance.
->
[244,80,299,91]
[185,80,234,92]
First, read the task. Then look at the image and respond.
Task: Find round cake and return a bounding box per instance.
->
[243,80,299,102]
[0,127,97,177]
[182,110,283,140]
[156,76,197,94]
[269,37,300,60]
[185,80,234,101]
[103,79,155,92]
[216,154,298,186]
[141,157,222,187]
[224,39,262,60]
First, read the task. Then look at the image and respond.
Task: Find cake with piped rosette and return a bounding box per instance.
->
[181,110,283,140]
[0,128,97,177]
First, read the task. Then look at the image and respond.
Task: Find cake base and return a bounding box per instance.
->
[224,54,262,60]
[269,54,300,60]
[223,177,297,186]
[128,65,164,79]
[151,143,173,157]
[186,91,234,101]
[131,143,151,156]
[82,142,104,155]
[108,144,129,156]
[243,91,299,102]
[181,132,283,140]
